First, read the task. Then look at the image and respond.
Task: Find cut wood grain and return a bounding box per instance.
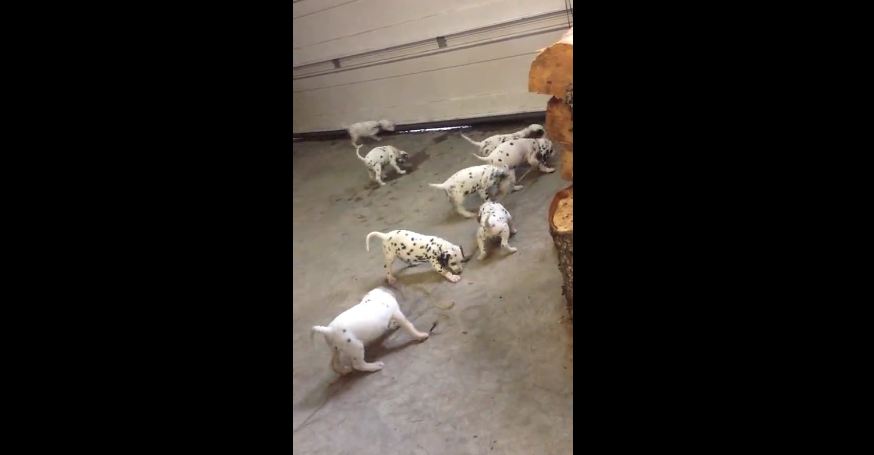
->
[548,185,573,320]
[528,28,573,99]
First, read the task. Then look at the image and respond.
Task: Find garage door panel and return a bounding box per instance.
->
[294,31,560,93]
[293,0,566,66]
[293,1,572,133]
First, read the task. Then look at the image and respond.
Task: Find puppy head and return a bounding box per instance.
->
[378,119,395,131]
[526,124,545,138]
[395,149,409,164]
[535,138,555,163]
[437,245,464,274]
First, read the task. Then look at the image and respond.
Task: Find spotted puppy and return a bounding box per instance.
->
[476,201,518,260]
[348,119,395,146]
[366,229,465,283]
[355,144,409,186]
[428,164,515,218]
[459,124,545,156]
[312,287,428,375]
[472,138,555,190]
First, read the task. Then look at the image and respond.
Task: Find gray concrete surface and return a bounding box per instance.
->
[292,122,573,455]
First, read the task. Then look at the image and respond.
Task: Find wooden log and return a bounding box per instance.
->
[548,185,573,320]
[545,96,573,146]
[559,143,572,181]
[529,28,573,99]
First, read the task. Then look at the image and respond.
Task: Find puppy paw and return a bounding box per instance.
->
[415,332,429,341]
[447,274,461,283]
[397,170,407,174]
[543,167,556,173]
[477,253,487,260]
[507,247,518,254]
[386,275,397,285]
[513,185,525,191]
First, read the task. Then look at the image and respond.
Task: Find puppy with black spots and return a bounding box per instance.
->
[472,138,555,190]
[366,229,466,283]
[428,164,515,218]
[355,144,409,186]
[460,124,545,156]
[348,119,395,146]
[312,287,428,375]
[476,201,518,260]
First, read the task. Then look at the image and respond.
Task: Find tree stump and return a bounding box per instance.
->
[549,186,573,319]
[531,28,573,320]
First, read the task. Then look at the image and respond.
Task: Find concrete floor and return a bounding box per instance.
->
[292,122,573,455]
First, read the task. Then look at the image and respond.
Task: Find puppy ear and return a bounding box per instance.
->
[438,251,450,268]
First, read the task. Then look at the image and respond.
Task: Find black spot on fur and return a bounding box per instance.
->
[346,338,351,343]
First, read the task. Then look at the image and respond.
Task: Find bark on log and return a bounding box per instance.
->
[548,185,573,320]
[529,28,573,99]
[545,97,573,181]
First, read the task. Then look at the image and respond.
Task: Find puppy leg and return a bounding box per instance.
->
[516,167,534,184]
[369,132,382,142]
[392,309,429,341]
[512,169,525,191]
[390,159,406,175]
[509,217,518,236]
[372,163,386,186]
[476,226,488,260]
[383,251,398,284]
[451,192,475,218]
[439,269,462,283]
[500,226,517,254]
[348,341,384,372]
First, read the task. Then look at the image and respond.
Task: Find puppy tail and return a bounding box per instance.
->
[311,325,332,343]
[471,153,490,162]
[459,132,482,148]
[366,231,388,251]
[354,144,367,161]
[428,182,448,192]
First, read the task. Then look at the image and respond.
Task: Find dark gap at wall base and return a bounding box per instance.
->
[292,111,546,142]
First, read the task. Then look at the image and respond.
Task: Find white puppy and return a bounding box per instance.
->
[476,201,518,260]
[472,138,555,190]
[348,120,396,146]
[312,287,428,375]
[428,165,515,218]
[366,229,466,283]
[355,144,409,186]
[460,124,545,156]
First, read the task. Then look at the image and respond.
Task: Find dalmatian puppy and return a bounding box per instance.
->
[428,164,515,218]
[366,229,466,283]
[475,201,518,260]
[459,124,545,156]
[472,138,555,190]
[312,287,428,375]
[348,119,396,146]
[355,144,409,186]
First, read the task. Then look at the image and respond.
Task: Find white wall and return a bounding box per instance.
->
[293,0,573,133]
